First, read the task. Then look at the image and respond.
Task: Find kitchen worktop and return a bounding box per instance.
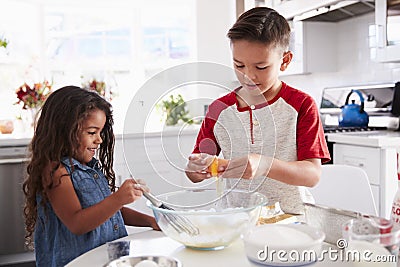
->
[66,228,356,267]
[0,134,31,147]
[0,125,200,148]
[326,130,400,147]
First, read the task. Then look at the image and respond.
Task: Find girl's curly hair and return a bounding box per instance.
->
[22,85,116,249]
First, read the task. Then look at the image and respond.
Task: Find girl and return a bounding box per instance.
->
[23,86,159,266]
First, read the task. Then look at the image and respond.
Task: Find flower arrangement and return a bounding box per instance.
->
[82,78,113,101]
[15,80,53,109]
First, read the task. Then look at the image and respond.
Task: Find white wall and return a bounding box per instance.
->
[281,13,400,105]
[0,0,41,121]
[196,0,236,66]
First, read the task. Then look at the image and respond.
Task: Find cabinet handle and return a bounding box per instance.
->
[0,158,29,164]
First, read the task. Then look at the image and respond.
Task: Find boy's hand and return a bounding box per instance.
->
[220,154,271,179]
[186,153,228,178]
[208,157,229,177]
[186,153,213,177]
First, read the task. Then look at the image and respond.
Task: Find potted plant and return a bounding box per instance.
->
[157,94,193,126]
[0,36,8,49]
[0,36,9,57]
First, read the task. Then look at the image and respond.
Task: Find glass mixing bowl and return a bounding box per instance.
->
[147,189,268,250]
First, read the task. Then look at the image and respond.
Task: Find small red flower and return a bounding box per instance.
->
[82,78,111,101]
[15,80,52,109]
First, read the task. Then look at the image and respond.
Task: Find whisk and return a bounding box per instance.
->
[130,176,200,236]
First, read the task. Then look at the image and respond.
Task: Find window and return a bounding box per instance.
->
[0,0,196,134]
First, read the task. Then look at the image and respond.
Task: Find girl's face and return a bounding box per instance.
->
[76,109,106,165]
[231,40,289,101]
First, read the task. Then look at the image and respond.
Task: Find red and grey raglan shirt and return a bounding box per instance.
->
[192,82,331,214]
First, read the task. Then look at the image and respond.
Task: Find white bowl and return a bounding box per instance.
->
[147,189,268,250]
[103,255,181,267]
[243,224,325,266]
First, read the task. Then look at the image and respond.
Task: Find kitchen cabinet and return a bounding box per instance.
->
[267,0,343,20]
[374,0,400,63]
[113,129,207,213]
[0,141,36,266]
[282,20,337,75]
[327,131,400,219]
[240,1,338,76]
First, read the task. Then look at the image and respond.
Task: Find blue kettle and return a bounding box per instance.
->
[339,89,369,127]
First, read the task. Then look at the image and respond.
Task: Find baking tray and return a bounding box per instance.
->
[304,202,380,245]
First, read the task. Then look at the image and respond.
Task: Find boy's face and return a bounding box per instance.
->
[76,109,106,165]
[231,40,291,100]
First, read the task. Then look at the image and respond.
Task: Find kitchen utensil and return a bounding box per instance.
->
[339,89,369,127]
[147,189,267,250]
[243,224,325,266]
[103,255,182,267]
[304,203,391,245]
[129,175,199,236]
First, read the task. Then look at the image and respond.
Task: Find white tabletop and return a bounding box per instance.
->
[65,228,359,267]
[325,130,400,148]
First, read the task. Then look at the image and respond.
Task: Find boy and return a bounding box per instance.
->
[186,7,330,214]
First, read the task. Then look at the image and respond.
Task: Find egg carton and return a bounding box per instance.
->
[304,203,386,245]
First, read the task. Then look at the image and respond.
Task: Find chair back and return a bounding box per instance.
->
[309,164,378,216]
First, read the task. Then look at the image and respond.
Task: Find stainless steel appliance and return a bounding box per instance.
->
[0,145,30,258]
[320,82,400,164]
[320,82,400,132]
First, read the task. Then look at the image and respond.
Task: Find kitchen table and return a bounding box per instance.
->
[65,227,358,267]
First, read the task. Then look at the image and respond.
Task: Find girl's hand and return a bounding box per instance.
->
[115,179,144,205]
[134,178,150,193]
[220,154,272,179]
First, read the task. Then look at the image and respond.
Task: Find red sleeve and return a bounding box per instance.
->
[296,95,331,163]
[192,93,236,155]
[192,109,220,155]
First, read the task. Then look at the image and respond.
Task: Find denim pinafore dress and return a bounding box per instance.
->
[35,157,127,267]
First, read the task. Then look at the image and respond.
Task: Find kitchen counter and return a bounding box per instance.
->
[0,134,31,148]
[326,130,400,148]
[66,228,357,267]
[117,125,200,139]
[327,129,400,219]
[0,125,201,148]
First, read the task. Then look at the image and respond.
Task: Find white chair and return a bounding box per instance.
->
[309,164,378,216]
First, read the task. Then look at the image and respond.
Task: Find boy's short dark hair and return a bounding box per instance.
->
[227,7,291,52]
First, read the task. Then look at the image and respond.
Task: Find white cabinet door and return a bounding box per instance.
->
[374,0,400,63]
[333,144,380,185]
[114,131,201,195]
[114,131,200,214]
[333,143,398,219]
[282,21,337,76]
